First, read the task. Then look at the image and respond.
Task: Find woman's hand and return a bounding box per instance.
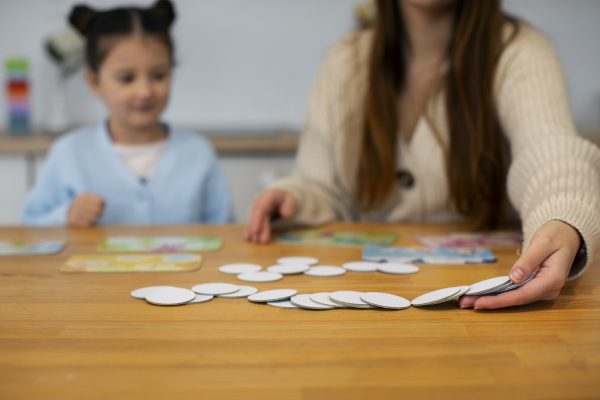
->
[459,220,582,310]
[245,189,297,244]
[67,193,105,227]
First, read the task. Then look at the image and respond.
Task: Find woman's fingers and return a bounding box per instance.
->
[470,245,574,309]
[279,192,297,219]
[246,190,294,243]
[246,195,270,242]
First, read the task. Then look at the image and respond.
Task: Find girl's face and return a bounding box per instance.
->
[86,36,172,132]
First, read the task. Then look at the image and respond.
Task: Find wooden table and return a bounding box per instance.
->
[1,223,599,399]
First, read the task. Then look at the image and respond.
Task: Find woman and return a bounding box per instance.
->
[246,0,600,309]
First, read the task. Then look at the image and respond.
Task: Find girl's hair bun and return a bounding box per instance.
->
[68,4,98,36]
[148,0,176,29]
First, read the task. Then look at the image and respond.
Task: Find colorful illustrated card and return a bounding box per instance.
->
[61,254,202,273]
[363,246,496,264]
[0,240,64,256]
[276,230,397,247]
[416,232,522,248]
[97,236,222,253]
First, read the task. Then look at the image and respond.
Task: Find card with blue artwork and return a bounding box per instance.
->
[362,246,497,264]
[0,240,65,256]
[416,231,522,248]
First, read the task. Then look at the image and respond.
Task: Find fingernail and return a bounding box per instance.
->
[510,267,525,282]
[460,303,472,309]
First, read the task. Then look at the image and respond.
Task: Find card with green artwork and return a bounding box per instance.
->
[61,254,202,273]
[97,236,222,253]
[276,230,397,247]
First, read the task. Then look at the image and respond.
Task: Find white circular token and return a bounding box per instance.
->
[277,256,319,266]
[266,264,310,275]
[455,285,471,297]
[188,294,214,304]
[218,285,258,298]
[267,300,298,309]
[411,286,461,306]
[376,263,420,275]
[248,289,298,303]
[290,294,334,310]
[191,282,240,296]
[329,291,373,309]
[466,276,511,295]
[130,285,175,300]
[237,271,283,283]
[218,263,262,274]
[342,261,378,272]
[421,256,464,264]
[304,266,347,277]
[310,292,346,308]
[360,292,411,310]
[145,287,195,306]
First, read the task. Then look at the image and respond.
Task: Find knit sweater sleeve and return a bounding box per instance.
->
[270,36,362,225]
[497,25,600,279]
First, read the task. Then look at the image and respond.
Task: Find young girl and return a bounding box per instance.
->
[246,0,600,309]
[23,0,232,226]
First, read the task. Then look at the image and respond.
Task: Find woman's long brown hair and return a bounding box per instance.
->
[357,0,516,228]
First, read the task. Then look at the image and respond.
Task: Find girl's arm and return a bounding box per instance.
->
[22,142,76,226]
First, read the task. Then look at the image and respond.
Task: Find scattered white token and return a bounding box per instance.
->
[277,256,318,266]
[304,266,347,277]
[267,300,298,309]
[329,291,373,309]
[191,282,240,296]
[188,294,214,304]
[130,285,175,300]
[455,285,471,297]
[218,263,262,274]
[237,271,283,283]
[218,285,258,298]
[267,264,310,275]
[290,294,334,310]
[376,263,420,275]
[310,292,346,308]
[342,261,378,272]
[248,289,298,303]
[145,287,195,306]
[360,292,411,310]
[466,276,510,295]
[411,286,462,306]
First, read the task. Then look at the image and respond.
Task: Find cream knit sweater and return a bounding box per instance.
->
[272,24,600,278]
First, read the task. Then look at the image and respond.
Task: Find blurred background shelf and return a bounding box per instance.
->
[0,129,300,156]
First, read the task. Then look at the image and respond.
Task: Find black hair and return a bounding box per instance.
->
[68,0,176,72]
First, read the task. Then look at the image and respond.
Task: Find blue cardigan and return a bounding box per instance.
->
[22,123,233,225]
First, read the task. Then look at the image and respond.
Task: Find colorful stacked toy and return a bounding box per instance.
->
[5,58,31,134]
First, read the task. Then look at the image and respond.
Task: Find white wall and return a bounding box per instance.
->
[504,0,600,127]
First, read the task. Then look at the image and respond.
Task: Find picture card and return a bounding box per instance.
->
[61,254,202,273]
[277,230,396,247]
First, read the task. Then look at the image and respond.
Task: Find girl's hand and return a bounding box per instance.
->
[67,193,105,227]
[459,220,581,310]
[245,189,297,244]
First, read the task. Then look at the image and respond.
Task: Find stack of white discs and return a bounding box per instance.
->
[410,274,536,307]
[131,282,258,306]
[218,256,420,283]
[265,290,412,311]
